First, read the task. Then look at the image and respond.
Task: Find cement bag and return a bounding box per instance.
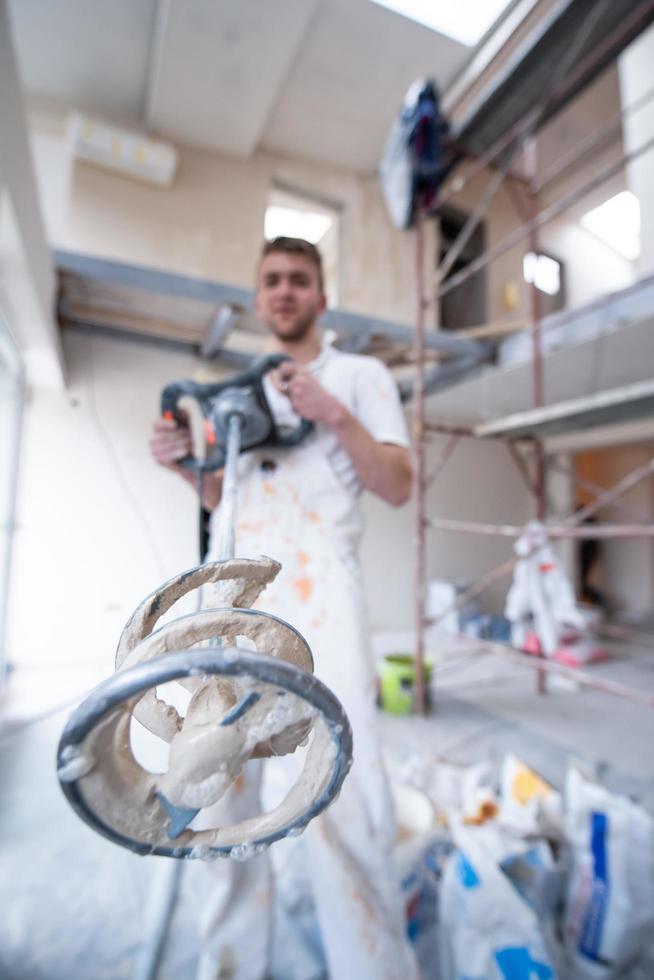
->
[400,751,496,824]
[500,840,564,924]
[393,781,452,977]
[499,754,564,839]
[400,833,453,980]
[564,767,654,977]
[439,819,557,979]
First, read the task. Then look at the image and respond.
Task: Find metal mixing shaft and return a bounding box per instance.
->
[214,411,242,562]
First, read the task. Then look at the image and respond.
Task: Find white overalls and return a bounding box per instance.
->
[197,343,417,980]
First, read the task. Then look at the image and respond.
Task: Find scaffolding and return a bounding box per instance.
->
[411,0,654,714]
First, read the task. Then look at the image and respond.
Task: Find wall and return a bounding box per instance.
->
[0,316,23,692]
[18,102,537,640]
[0,0,63,700]
[445,174,531,326]
[27,101,431,328]
[0,1,62,388]
[447,66,639,321]
[37,96,629,334]
[575,442,654,615]
[619,24,654,279]
[535,67,637,309]
[362,425,533,636]
[439,183,635,328]
[7,325,533,693]
[30,92,639,341]
[7,330,199,685]
[8,19,654,708]
[4,10,652,723]
[539,216,636,309]
[8,328,419,678]
[423,433,532,609]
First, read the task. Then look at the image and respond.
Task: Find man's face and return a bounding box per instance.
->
[255,252,326,342]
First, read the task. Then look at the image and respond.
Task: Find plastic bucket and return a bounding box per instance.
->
[378,654,433,715]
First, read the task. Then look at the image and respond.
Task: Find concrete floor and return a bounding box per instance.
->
[381,638,654,811]
[1,637,653,978]
[0,705,213,980]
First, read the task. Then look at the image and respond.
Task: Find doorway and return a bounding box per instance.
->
[437,204,487,330]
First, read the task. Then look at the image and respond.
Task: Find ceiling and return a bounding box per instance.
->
[7,0,469,174]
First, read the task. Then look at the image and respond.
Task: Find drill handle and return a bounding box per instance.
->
[160,353,314,472]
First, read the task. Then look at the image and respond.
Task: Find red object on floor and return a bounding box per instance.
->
[553,640,609,667]
[522,633,542,656]
[522,631,609,667]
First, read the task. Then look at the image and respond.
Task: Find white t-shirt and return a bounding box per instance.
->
[263,340,410,498]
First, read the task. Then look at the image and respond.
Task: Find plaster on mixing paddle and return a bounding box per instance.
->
[56,353,353,859]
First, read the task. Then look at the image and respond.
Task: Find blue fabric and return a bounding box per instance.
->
[456,851,481,889]
[494,947,554,979]
[579,811,610,960]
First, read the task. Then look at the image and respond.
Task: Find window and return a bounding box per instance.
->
[438,204,487,330]
[367,0,513,46]
[264,186,341,307]
[580,191,640,262]
[523,250,565,316]
[523,252,562,296]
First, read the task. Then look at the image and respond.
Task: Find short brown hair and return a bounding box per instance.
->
[260,237,324,291]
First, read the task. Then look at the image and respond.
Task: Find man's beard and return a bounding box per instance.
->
[268,310,316,342]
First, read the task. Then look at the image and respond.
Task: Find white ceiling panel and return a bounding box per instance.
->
[8,0,470,172]
[261,0,467,173]
[146,0,321,157]
[7,0,157,120]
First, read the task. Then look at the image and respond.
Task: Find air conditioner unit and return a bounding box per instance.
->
[67,112,178,187]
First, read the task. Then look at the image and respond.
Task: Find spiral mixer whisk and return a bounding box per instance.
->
[57,354,352,859]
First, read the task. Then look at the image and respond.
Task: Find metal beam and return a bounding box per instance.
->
[55,249,486,361]
[472,638,654,708]
[475,379,654,440]
[428,517,654,539]
[450,0,654,157]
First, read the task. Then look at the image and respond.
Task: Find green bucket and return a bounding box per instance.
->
[377,654,433,715]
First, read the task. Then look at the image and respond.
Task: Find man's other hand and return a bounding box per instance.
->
[278,362,343,427]
[150,417,193,469]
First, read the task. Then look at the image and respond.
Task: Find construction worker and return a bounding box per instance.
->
[150,237,416,980]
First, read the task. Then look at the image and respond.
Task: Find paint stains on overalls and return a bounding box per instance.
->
[196,367,417,980]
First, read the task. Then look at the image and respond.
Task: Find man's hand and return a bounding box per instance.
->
[278,362,343,426]
[150,417,224,509]
[277,361,412,507]
[150,417,193,469]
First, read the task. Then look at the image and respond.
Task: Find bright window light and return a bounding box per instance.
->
[367,0,512,46]
[580,191,641,262]
[264,205,332,245]
[523,252,561,296]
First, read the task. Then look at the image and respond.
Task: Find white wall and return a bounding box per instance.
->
[532,65,638,311]
[7,330,199,680]
[444,173,531,325]
[0,1,62,388]
[11,92,561,665]
[423,434,532,611]
[30,121,74,241]
[362,427,534,632]
[539,217,636,309]
[27,101,433,328]
[619,24,654,279]
[5,329,410,673]
[7,326,532,685]
[575,443,654,615]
